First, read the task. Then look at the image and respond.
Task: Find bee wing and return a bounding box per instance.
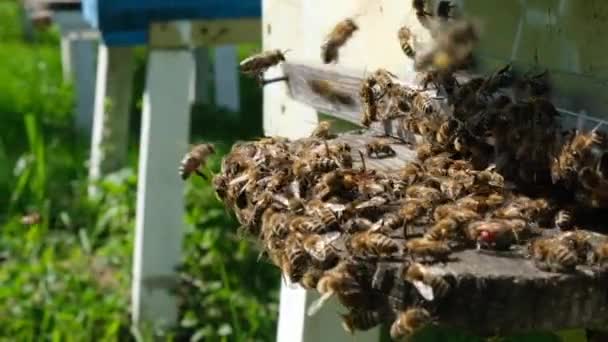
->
[412,280,435,301]
[370,220,384,232]
[307,291,334,316]
[228,173,250,186]
[290,180,301,199]
[325,203,347,213]
[355,196,387,210]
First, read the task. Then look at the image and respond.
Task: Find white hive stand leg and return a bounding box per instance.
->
[59,35,73,79]
[71,38,98,136]
[191,47,210,105]
[213,45,240,112]
[89,46,134,186]
[131,49,193,328]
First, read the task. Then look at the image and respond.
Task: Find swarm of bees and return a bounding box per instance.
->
[223,1,608,339]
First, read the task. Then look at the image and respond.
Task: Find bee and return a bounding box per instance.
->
[412,0,432,24]
[380,212,405,231]
[306,199,339,229]
[401,162,424,185]
[406,185,443,204]
[400,197,433,226]
[321,18,359,64]
[301,268,324,290]
[360,76,379,127]
[436,1,456,20]
[301,232,341,263]
[365,139,396,158]
[21,212,41,225]
[557,231,593,263]
[406,237,451,262]
[179,143,215,180]
[282,237,311,283]
[416,19,479,71]
[390,308,433,340]
[553,209,573,230]
[341,310,385,334]
[415,142,445,161]
[308,79,354,105]
[456,193,504,213]
[591,242,608,268]
[529,237,578,273]
[350,231,399,257]
[310,120,335,140]
[412,93,437,116]
[314,171,354,200]
[435,118,460,145]
[467,219,528,250]
[308,262,365,316]
[309,156,340,173]
[403,262,450,301]
[492,196,551,221]
[329,142,353,168]
[397,26,416,58]
[289,215,329,234]
[261,209,290,240]
[239,49,286,78]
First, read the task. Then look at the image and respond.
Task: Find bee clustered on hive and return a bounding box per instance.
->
[217,3,608,339]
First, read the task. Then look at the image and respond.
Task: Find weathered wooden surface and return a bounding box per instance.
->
[331,131,608,335]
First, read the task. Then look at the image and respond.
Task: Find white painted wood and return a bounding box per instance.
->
[191,47,210,105]
[264,1,380,341]
[213,45,240,112]
[89,46,134,186]
[132,49,193,327]
[60,36,73,79]
[71,38,97,136]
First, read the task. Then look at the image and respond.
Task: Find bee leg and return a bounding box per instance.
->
[195,170,208,180]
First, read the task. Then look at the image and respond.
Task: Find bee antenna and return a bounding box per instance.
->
[358,150,367,171]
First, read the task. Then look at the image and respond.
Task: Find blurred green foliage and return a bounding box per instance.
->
[0,1,277,340]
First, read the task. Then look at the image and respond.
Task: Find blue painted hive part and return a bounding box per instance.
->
[82,0,261,46]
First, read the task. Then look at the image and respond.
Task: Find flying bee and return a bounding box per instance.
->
[310,120,335,140]
[403,262,450,301]
[308,262,365,316]
[350,231,399,257]
[436,1,456,20]
[239,49,286,79]
[397,26,416,58]
[321,18,359,64]
[412,0,432,24]
[306,199,339,229]
[179,143,215,180]
[406,237,451,262]
[365,139,396,158]
[308,79,354,105]
[289,215,329,234]
[529,237,578,273]
[21,212,41,225]
[390,308,433,340]
[301,232,341,263]
[341,310,385,334]
[467,219,528,250]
